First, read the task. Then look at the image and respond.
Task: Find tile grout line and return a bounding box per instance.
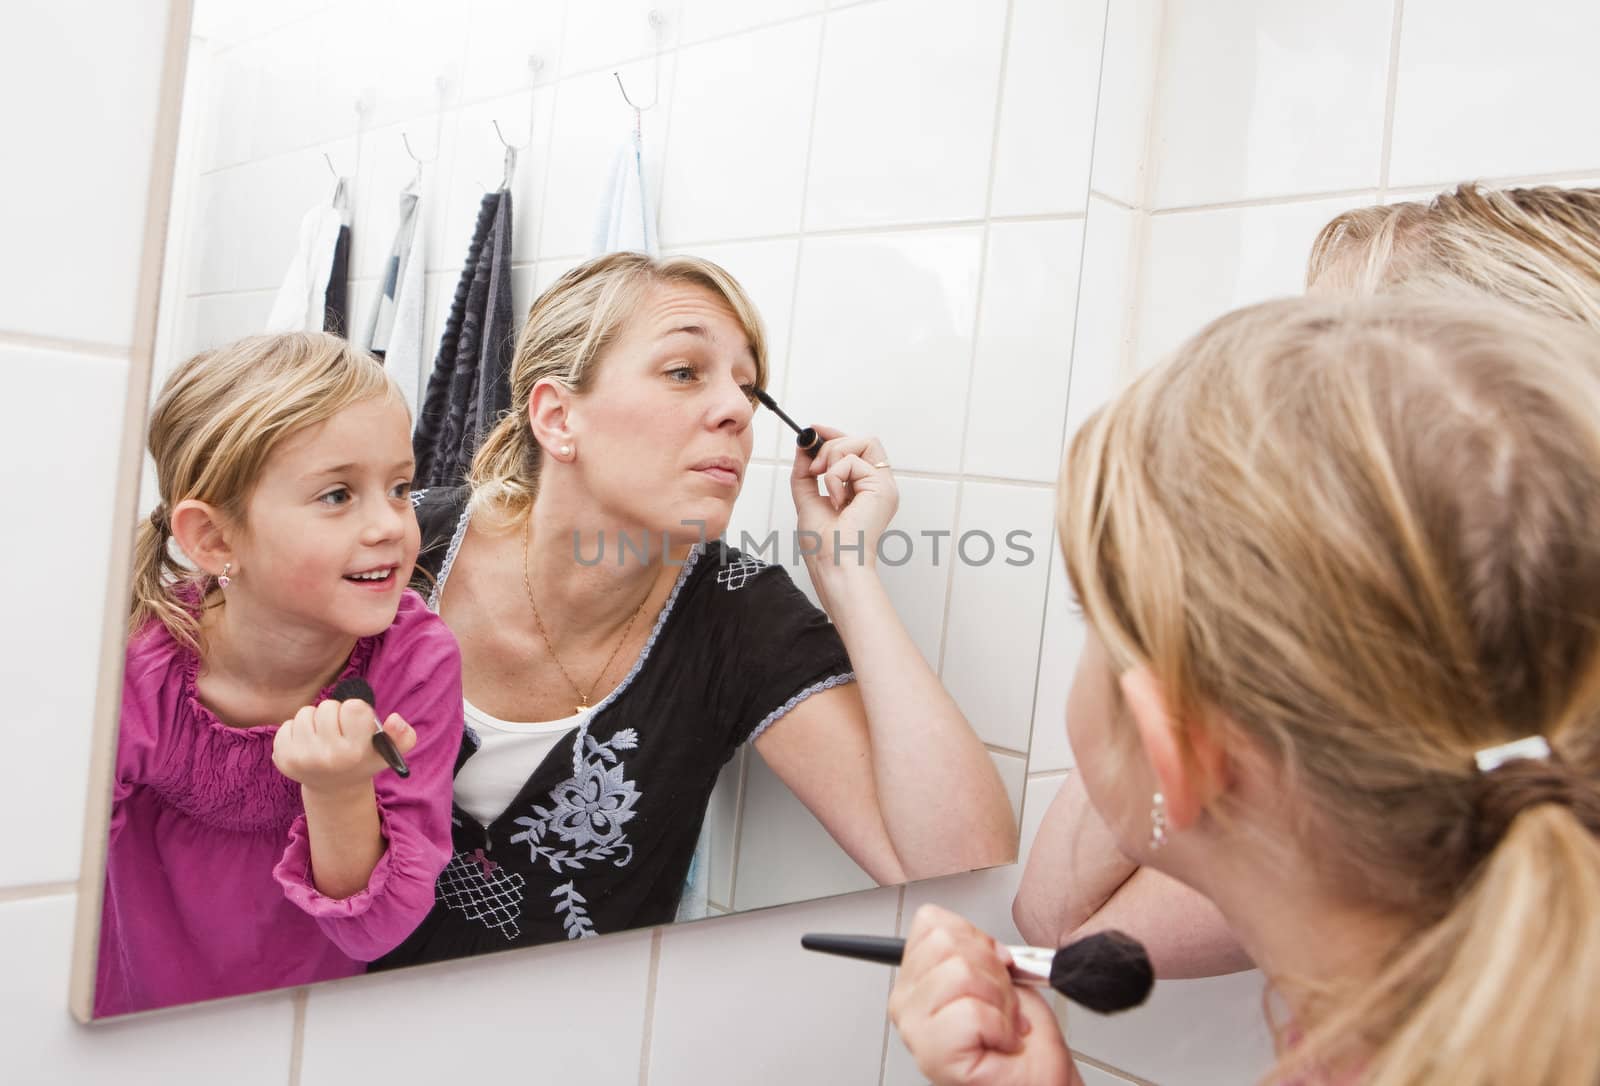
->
[636,927,665,1085]
[1148,185,1380,216]
[1025,0,1117,777]
[771,4,830,453]
[934,0,1016,680]
[875,884,909,1084]
[0,881,76,904]
[285,988,308,1086]
[1378,0,1407,198]
[0,332,129,359]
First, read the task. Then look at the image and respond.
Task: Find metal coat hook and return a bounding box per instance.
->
[322,151,348,204]
[491,118,526,189]
[401,131,436,189]
[485,56,544,191]
[613,9,665,113]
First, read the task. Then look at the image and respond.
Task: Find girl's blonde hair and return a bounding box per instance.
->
[1059,296,1600,1085]
[132,332,395,650]
[1306,182,1600,332]
[468,251,769,521]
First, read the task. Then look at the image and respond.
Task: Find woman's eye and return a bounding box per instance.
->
[390,480,413,500]
[318,488,351,507]
[666,365,698,383]
[739,383,758,403]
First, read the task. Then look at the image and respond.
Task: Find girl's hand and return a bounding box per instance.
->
[889,905,1081,1086]
[272,698,418,795]
[789,425,899,576]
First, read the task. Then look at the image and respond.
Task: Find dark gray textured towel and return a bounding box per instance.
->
[413,189,515,489]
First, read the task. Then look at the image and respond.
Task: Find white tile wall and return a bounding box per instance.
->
[940,482,1056,752]
[1388,0,1600,187]
[1148,0,1392,209]
[19,0,1598,1082]
[1028,543,1083,773]
[0,0,169,347]
[0,346,128,887]
[962,219,1084,483]
[1087,0,1162,207]
[786,228,985,475]
[300,929,655,1084]
[988,0,1105,218]
[803,0,1007,230]
[3,896,297,1086]
[1135,193,1373,370]
[659,19,822,244]
[649,887,901,1086]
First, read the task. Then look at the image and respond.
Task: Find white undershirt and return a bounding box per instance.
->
[453,698,584,826]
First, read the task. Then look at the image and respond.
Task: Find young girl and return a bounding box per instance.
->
[96,333,463,1017]
[892,296,1600,1084]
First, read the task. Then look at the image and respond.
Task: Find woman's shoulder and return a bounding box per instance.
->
[411,485,470,544]
[677,540,823,627]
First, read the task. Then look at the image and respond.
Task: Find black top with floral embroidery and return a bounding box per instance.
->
[372,487,854,967]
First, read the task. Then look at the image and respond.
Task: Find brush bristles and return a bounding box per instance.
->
[1048,931,1154,1014]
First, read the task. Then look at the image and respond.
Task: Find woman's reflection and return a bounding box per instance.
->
[378,253,1015,966]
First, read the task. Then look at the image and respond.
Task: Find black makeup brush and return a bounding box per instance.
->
[752,388,823,456]
[800,930,1154,1015]
[331,677,410,779]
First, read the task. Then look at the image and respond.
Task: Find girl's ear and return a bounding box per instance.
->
[169,500,233,577]
[1118,666,1230,832]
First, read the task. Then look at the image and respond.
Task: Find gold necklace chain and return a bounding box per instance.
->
[522,516,650,713]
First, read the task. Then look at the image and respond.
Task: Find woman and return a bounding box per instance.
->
[378,252,1015,963]
[1013,182,1600,979]
[894,296,1600,1085]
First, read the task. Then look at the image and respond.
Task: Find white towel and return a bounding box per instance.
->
[267,180,352,333]
[590,124,657,257]
[361,187,428,415]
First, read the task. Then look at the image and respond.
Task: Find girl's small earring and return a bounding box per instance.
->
[217,563,232,590]
[1149,791,1168,850]
[559,444,573,459]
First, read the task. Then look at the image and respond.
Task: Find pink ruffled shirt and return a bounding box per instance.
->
[95,589,463,1017]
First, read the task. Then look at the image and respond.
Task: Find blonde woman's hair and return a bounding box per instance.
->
[132,333,396,650]
[1058,296,1600,1085]
[468,251,769,521]
[1306,182,1600,332]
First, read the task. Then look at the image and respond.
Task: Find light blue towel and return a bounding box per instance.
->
[590,123,657,257]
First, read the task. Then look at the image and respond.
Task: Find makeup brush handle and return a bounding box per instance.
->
[800,933,1054,987]
[801,933,904,966]
[371,730,411,779]
[796,427,822,456]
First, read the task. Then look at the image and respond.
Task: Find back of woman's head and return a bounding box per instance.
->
[133,332,395,650]
[1306,182,1600,333]
[1059,296,1600,1085]
[468,251,769,520]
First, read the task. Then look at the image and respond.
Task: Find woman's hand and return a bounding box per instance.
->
[889,906,1081,1086]
[789,425,898,580]
[273,698,417,797]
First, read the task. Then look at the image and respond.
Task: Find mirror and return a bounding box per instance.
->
[74,0,1102,1020]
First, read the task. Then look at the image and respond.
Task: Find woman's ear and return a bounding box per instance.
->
[528,379,574,457]
[169,500,233,577]
[1118,667,1229,833]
